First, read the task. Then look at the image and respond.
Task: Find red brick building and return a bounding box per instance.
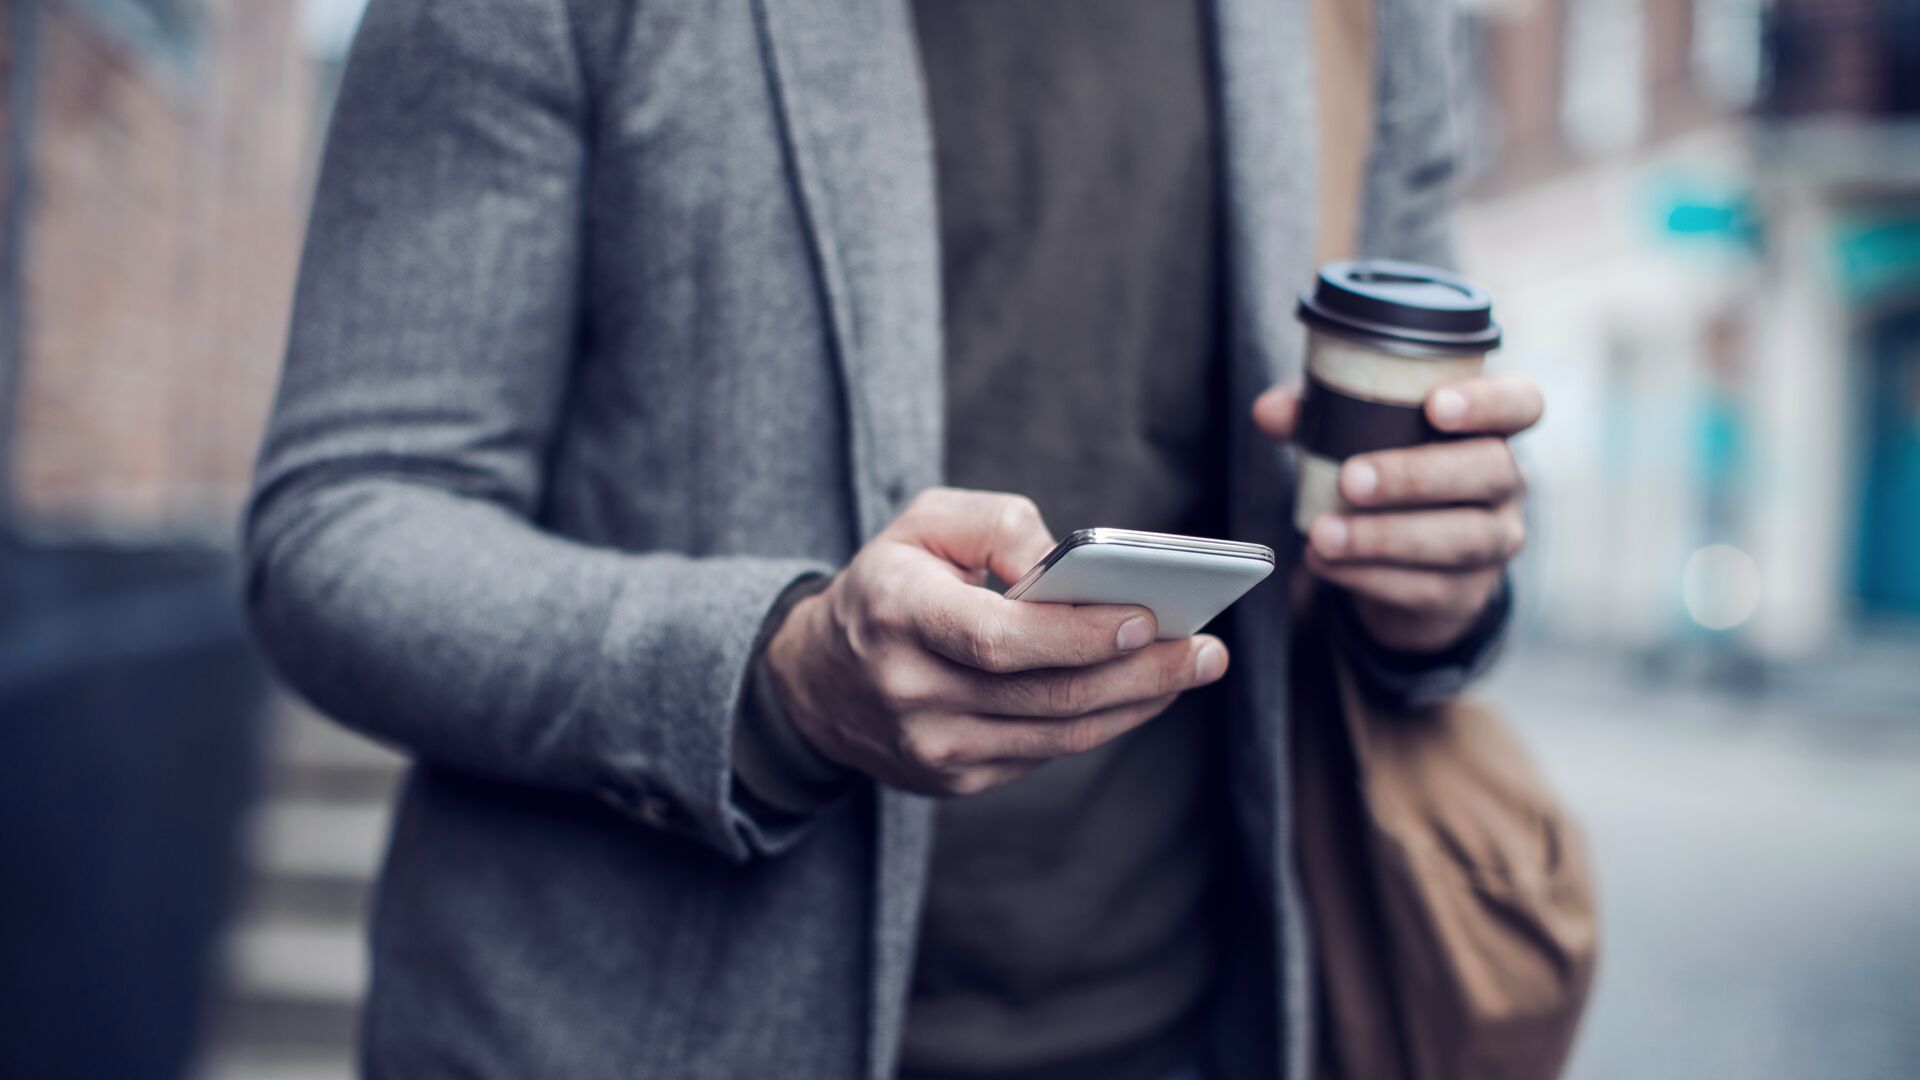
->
[0,0,318,539]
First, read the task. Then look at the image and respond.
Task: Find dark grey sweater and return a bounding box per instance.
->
[899,3,1228,1078]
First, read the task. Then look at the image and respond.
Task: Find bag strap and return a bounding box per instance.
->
[1293,578,1420,1080]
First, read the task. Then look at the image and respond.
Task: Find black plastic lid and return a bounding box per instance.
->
[1296,259,1501,356]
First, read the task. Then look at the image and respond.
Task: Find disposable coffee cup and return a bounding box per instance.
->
[1292,259,1501,533]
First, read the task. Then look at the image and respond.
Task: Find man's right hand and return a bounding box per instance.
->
[765,488,1229,798]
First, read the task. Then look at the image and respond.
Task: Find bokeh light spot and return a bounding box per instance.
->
[1683,544,1762,630]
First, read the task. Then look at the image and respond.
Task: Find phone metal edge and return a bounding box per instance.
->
[1003,528,1275,601]
[1084,528,1276,563]
[1002,528,1100,599]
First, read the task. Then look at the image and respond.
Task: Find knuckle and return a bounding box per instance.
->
[1044,669,1089,717]
[1346,515,1383,558]
[944,769,998,797]
[1010,723,1058,759]
[1403,574,1452,611]
[1001,668,1046,712]
[902,726,961,770]
[1475,535,1504,566]
[853,560,911,625]
[1470,519,1506,564]
[836,592,884,661]
[896,725,931,766]
[994,495,1045,541]
[874,662,930,709]
[864,586,910,636]
[1380,454,1425,500]
[1066,616,1110,665]
[1428,576,1467,610]
[1489,442,1523,496]
[1000,493,1042,524]
[1499,441,1522,478]
[1156,652,1190,696]
[919,600,965,650]
[1506,515,1529,557]
[907,487,950,516]
[1053,719,1104,757]
[1515,377,1546,418]
[967,616,1014,673]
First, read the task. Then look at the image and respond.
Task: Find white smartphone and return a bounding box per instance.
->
[1003,528,1275,640]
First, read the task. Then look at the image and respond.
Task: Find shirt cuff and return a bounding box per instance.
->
[731,573,857,820]
[1327,575,1512,708]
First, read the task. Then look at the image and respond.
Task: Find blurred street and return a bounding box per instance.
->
[1488,648,1920,1080]
[5,0,1918,1076]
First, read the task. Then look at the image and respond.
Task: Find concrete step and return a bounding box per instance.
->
[261,701,406,803]
[242,872,373,926]
[199,701,395,1074]
[206,914,364,1064]
[195,1046,352,1080]
[246,798,392,884]
[201,993,359,1066]
[270,700,407,777]
[223,916,367,1006]
[268,758,403,804]
[198,1000,358,1074]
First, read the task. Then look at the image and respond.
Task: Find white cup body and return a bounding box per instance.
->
[1292,331,1485,533]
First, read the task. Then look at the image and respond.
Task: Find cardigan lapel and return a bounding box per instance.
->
[751,0,944,540]
[1211,0,1321,1077]
[752,4,941,1079]
[1213,0,1320,395]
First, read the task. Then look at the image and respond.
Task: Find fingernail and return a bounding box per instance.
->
[1312,516,1349,557]
[1115,615,1154,651]
[1194,641,1228,684]
[1343,461,1378,501]
[1431,388,1467,427]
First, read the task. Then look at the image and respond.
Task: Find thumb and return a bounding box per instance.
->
[1252,385,1302,441]
[888,488,1058,585]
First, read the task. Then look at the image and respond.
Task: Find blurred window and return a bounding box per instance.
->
[70,0,203,59]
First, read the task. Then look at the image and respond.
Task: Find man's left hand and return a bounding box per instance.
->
[1253,374,1543,653]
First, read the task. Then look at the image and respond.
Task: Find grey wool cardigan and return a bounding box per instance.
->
[244,0,1464,1076]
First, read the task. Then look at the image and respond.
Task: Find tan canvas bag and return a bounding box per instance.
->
[1298,5,1600,1077]
[1292,588,1599,1080]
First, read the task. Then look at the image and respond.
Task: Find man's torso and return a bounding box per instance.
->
[322,1,1462,1075]
[905,3,1231,1076]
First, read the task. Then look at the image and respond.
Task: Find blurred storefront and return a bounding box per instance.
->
[1458,0,1920,693]
[1754,0,1920,621]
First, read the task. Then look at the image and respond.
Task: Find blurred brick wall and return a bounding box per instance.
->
[1469,0,1716,196]
[2,0,317,539]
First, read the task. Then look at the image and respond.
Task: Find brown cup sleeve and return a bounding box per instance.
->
[1296,374,1461,461]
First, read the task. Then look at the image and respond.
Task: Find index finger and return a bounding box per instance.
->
[1427,374,1544,437]
[888,488,1058,586]
[912,576,1160,673]
[1251,384,1303,441]
[1342,437,1522,509]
